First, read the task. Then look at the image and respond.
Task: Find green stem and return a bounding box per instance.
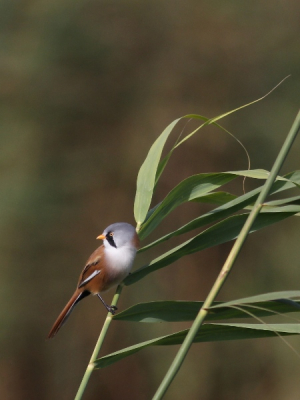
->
[74,285,123,400]
[153,110,300,400]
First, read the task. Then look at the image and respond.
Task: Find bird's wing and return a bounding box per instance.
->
[77,246,103,288]
[78,269,101,288]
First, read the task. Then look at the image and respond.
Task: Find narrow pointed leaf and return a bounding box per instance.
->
[208,291,300,309]
[139,186,262,253]
[175,79,290,147]
[127,210,297,286]
[134,118,180,227]
[156,114,248,184]
[140,169,290,240]
[139,170,300,253]
[259,205,300,213]
[139,173,237,240]
[264,195,300,207]
[134,79,293,227]
[94,323,300,368]
[155,80,289,183]
[114,301,204,322]
[113,296,300,323]
[191,191,237,205]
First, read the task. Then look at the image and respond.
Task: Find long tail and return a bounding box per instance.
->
[47,290,90,339]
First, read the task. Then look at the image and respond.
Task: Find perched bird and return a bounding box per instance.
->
[48,222,139,338]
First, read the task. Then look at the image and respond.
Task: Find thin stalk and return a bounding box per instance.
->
[74,284,123,400]
[153,110,300,400]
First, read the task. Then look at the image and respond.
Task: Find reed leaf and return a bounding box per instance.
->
[126,209,298,286]
[114,292,300,322]
[94,322,300,369]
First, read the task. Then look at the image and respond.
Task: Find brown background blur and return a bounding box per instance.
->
[1,1,300,399]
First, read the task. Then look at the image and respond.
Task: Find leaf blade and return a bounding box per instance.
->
[94,322,300,368]
[134,118,181,227]
[113,296,300,323]
[127,210,297,286]
[139,172,238,240]
[139,170,300,253]
[209,291,300,309]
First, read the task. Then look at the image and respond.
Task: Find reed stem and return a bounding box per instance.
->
[74,285,123,400]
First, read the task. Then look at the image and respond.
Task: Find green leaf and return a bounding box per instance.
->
[127,209,297,286]
[138,172,237,240]
[260,205,300,213]
[191,191,237,205]
[208,291,300,310]
[114,301,204,322]
[154,79,291,185]
[176,78,290,148]
[139,169,284,242]
[155,114,246,183]
[94,322,300,368]
[113,295,300,323]
[264,195,300,207]
[139,168,291,241]
[139,186,261,253]
[134,118,180,227]
[139,170,300,253]
[134,78,293,229]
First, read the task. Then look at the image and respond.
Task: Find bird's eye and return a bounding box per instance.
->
[109,232,114,237]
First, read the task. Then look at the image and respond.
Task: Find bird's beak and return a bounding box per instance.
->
[96,234,106,240]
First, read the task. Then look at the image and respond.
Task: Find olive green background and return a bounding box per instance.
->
[1,1,300,399]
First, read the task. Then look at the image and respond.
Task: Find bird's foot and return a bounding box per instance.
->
[108,305,118,315]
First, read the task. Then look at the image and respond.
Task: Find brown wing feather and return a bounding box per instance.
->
[78,245,104,287]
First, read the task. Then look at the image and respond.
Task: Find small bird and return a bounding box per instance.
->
[48,222,139,339]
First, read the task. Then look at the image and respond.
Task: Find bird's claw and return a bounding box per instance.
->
[108,305,118,315]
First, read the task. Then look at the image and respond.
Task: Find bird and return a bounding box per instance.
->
[48,222,139,339]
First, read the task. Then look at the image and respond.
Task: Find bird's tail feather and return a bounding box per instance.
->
[47,291,89,339]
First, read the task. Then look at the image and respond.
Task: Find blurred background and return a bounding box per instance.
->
[1,1,300,399]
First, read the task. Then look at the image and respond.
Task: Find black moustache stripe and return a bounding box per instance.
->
[106,234,117,248]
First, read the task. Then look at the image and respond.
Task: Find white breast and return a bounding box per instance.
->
[103,243,137,289]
